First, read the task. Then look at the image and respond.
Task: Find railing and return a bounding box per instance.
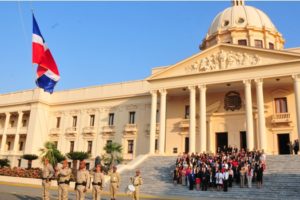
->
[65,127,78,136]
[49,128,61,136]
[179,119,190,128]
[146,123,160,135]
[272,113,292,123]
[6,127,17,134]
[102,125,115,134]
[19,127,28,134]
[124,124,138,133]
[83,126,96,134]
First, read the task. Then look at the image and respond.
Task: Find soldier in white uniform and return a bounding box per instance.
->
[131,169,143,200]
[91,164,105,200]
[41,158,54,200]
[75,160,90,200]
[56,160,72,200]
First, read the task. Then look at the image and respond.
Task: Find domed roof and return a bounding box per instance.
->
[207,3,277,37]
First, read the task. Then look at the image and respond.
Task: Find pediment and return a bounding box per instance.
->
[147,44,300,81]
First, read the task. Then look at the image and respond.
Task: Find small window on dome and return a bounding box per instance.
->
[255,40,263,48]
[223,20,229,27]
[269,42,274,50]
[238,39,247,46]
[238,18,245,24]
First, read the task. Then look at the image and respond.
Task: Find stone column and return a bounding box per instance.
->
[255,78,267,151]
[1,112,11,152]
[243,80,254,150]
[292,74,300,140]
[149,90,157,154]
[159,89,167,154]
[13,111,24,153]
[188,86,196,153]
[198,84,207,152]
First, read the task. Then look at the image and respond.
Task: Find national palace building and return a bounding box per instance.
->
[1,0,300,168]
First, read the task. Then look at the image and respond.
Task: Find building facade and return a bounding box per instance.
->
[1,0,300,168]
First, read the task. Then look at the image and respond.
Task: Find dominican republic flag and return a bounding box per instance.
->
[32,14,60,94]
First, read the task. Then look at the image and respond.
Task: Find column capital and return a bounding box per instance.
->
[159,88,167,95]
[18,111,24,116]
[242,79,252,85]
[254,78,264,84]
[188,85,196,91]
[198,84,206,90]
[5,112,11,117]
[292,74,300,81]
[150,90,158,95]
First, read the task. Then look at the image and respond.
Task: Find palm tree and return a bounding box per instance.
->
[0,159,10,168]
[39,142,65,167]
[22,154,38,169]
[102,142,123,169]
[66,151,90,176]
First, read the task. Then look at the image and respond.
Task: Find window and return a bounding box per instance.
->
[70,141,75,152]
[90,115,95,127]
[238,39,247,46]
[87,141,93,154]
[108,113,114,126]
[19,141,24,151]
[155,139,158,151]
[269,42,274,50]
[56,117,61,128]
[85,163,90,170]
[7,142,11,151]
[72,116,77,127]
[127,140,134,154]
[185,105,190,119]
[22,119,27,127]
[173,148,178,154]
[18,159,22,167]
[68,162,72,168]
[275,97,288,113]
[156,109,159,123]
[10,120,15,128]
[54,141,58,148]
[255,40,263,48]
[129,112,135,124]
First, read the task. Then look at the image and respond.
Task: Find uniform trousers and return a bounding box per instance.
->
[42,180,51,200]
[58,183,69,200]
[76,185,86,200]
[110,182,118,199]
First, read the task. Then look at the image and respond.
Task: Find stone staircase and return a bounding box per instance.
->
[117,155,300,200]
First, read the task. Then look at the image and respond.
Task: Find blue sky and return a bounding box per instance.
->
[1,1,300,93]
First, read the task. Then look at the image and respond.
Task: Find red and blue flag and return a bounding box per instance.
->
[32,14,60,94]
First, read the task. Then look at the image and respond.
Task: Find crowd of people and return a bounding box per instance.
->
[173,147,266,192]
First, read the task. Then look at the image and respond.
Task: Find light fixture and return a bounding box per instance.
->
[276,78,280,82]
[226,83,231,87]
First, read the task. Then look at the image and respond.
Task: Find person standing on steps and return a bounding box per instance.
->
[131,169,143,200]
[110,165,121,200]
[294,139,299,155]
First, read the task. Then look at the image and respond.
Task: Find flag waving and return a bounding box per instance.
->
[32,14,60,94]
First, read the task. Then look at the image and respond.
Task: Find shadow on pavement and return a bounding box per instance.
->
[12,194,41,200]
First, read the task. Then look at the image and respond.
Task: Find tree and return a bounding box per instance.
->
[0,159,10,168]
[39,142,65,167]
[22,154,38,169]
[66,151,90,176]
[102,142,123,169]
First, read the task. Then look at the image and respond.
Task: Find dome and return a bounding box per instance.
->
[200,0,284,50]
[207,5,277,37]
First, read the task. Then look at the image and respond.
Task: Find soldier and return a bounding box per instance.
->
[56,160,72,200]
[75,160,90,200]
[41,158,54,200]
[131,169,143,200]
[91,164,105,200]
[110,166,121,200]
